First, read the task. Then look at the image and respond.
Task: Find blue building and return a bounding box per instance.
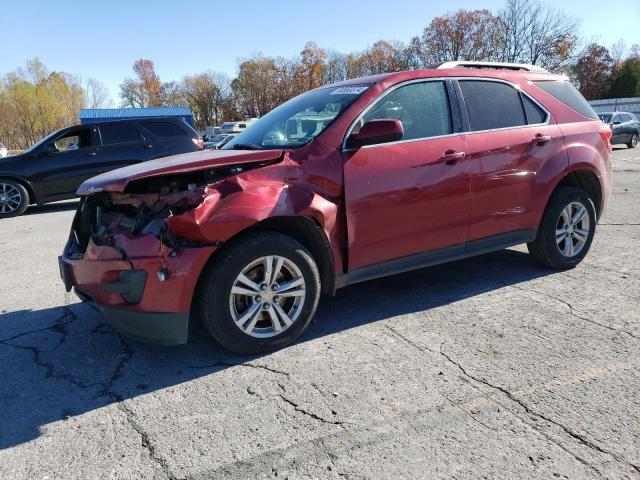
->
[79,107,194,126]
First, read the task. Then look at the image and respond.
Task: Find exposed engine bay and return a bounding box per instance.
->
[72,160,274,255]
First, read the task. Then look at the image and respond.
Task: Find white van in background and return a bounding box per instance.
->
[220,118,258,134]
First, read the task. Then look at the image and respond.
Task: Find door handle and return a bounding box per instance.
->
[142,144,153,150]
[439,150,465,165]
[86,151,97,157]
[531,134,551,145]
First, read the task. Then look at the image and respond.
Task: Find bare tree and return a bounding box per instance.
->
[84,78,110,108]
[498,0,580,71]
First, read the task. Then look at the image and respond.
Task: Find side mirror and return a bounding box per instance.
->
[346,119,404,149]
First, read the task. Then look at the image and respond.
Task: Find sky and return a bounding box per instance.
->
[1,0,639,104]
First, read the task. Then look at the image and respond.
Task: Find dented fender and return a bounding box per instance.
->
[167,178,343,274]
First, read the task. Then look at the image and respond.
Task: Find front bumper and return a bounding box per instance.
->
[59,230,216,345]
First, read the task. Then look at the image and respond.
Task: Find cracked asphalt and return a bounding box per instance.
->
[1,147,639,479]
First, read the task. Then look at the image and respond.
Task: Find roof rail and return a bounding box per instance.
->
[437,61,548,73]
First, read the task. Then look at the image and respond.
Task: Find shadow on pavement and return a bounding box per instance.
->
[0,248,556,450]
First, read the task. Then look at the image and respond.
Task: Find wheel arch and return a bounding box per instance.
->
[198,215,337,296]
[552,167,603,219]
[0,175,37,205]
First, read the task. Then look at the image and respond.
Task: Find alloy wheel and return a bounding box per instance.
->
[229,255,306,338]
[632,134,638,147]
[0,183,23,214]
[555,201,590,257]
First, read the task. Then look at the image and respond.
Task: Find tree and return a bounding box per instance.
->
[421,9,501,64]
[119,59,163,107]
[0,59,89,149]
[498,0,579,71]
[295,42,326,91]
[607,59,640,98]
[181,72,231,129]
[573,44,614,100]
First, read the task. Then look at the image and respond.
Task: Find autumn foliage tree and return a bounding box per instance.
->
[421,9,501,64]
[0,59,107,149]
[120,59,163,108]
[573,44,614,100]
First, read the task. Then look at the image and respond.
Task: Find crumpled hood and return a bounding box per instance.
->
[77,149,284,194]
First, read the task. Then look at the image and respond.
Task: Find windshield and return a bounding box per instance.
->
[598,114,612,123]
[223,84,371,150]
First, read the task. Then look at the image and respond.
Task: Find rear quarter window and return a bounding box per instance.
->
[522,95,547,124]
[142,121,188,137]
[533,80,598,119]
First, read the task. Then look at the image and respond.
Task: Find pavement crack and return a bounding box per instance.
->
[117,402,178,480]
[502,282,640,341]
[97,334,133,399]
[383,324,439,355]
[0,307,101,389]
[278,393,348,427]
[0,305,77,344]
[439,343,640,475]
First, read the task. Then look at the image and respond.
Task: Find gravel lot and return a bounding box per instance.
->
[1,147,639,480]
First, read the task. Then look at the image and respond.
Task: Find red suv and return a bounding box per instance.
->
[59,62,613,354]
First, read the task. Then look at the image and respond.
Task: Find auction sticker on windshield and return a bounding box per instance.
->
[330,86,369,95]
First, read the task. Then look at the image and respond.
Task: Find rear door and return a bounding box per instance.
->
[96,122,151,173]
[457,79,565,241]
[344,79,470,270]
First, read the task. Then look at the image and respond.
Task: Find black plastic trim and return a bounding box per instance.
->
[74,288,189,345]
[336,229,537,288]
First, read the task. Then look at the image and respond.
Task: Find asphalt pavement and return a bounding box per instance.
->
[1,147,639,479]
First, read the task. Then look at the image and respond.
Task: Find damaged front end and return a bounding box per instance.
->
[59,158,278,344]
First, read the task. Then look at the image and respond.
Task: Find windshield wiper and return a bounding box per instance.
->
[231,143,263,150]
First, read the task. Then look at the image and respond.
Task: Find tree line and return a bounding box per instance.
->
[1,0,639,149]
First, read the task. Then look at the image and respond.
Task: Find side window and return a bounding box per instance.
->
[620,114,631,122]
[361,81,452,141]
[460,80,526,131]
[100,123,143,145]
[142,121,186,137]
[522,95,547,125]
[54,128,93,152]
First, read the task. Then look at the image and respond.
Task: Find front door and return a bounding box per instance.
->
[37,125,102,200]
[344,80,470,271]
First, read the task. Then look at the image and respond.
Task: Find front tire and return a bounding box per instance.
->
[628,133,638,149]
[197,231,321,355]
[0,179,29,218]
[528,187,596,269]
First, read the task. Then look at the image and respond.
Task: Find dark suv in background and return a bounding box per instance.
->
[598,111,639,148]
[0,117,202,217]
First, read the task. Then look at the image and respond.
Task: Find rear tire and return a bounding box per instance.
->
[197,231,321,355]
[0,179,29,218]
[527,187,596,269]
[628,133,638,149]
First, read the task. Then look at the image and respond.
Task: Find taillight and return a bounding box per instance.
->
[599,124,613,153]
[193,138,204,150]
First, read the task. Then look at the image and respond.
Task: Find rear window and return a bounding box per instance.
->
[533,80,598,119]
[142,121,187,137]
[460,80,526,131]
[99,123,143,145]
